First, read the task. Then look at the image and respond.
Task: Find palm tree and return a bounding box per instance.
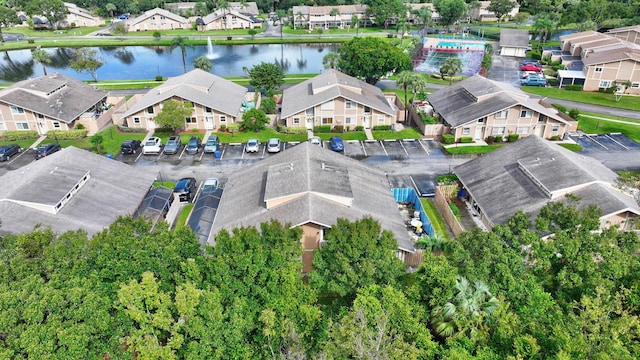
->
[440,57,463,85]
[216,0,231,35]
[413,6,432,35]
[533,14,556,51]
[170,36,189,73]
[32,48,51,76]
[295,11,304,30]
[193,56,212,72]
[105,3,116,17]
[431,276,499,342]
[322,51,340,69]
[351,15,359,36]
[395,71,423,120]
[276,9,286,40]
[330,8,340,29]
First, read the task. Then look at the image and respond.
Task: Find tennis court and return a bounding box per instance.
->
[414,49,484,76]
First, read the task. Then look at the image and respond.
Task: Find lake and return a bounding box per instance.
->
[0,43,340,82]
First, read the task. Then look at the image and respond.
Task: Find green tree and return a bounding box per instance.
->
[247,28,257,40]
[170,36,190,73]
[276,8,286,39]
[248,62,284,95]
[0,6,20,43]
[31,48,51,76]
[90,134,104,153]
[105,3,116,17]
[69,48,104,82]
[309,217,405,303]
[440,57,463,84]
[533,13,556,51]
[351,14,360,35]
[193,55,212,72]
[363,0,406,29]
[487,0,516,25]
[511,11,530,27]
[433,0,467,29]
[110,21,128,39]
[338,36,412,85]
[240,108,269,132]
[154,99,193,133]
[395,70,424,120]
[23,0,67,30]
[322,51,340,69]
[413,5,432,35]
[329,7,340,28]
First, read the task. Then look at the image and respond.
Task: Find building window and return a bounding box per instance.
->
[492,127,505,135]
[53,122,61,129]
[631,82,640,89]
[10,106,24,114]
[599,80,612,88]
[552,125,559,132]
[0,122,6,130]
[205,106,212,113]
[133,117,141,124]
[478,117,486,123]
[594,66,602,72]
[305,108,314,116]
[364,106,371,114]
[220,116,227,123]
[185,117,197,124]
[322,117,333,125]
[37,113,44,119]
[320,101,334,110]
[516,126,530,134]
[377,115,385,124]
[293,117,300,125]
[345,100,356,109]
[16,122,29,130]
[345,117,354,124]
[495,110,508,119]
[520,110,532,118]
[462,127,470,135]
[146,106,154,114]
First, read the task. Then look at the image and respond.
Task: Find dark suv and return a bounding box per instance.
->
[34,143,61,159]
[185,136,201,155]
[120,139,142,155]
[0,144,20,161]
[173,177,197,202]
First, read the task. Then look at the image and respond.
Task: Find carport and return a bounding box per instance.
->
[557,70,586,88]
[188,187,223,246]
[134,186,173,226]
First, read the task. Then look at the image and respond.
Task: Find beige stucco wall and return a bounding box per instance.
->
[200,15,261,30]
[132,16,189,31]
[603,211,639,231]
[0,101,107,136]
[299,222,322,273]
[583,60,640,93]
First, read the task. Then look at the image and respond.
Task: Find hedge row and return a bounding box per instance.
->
[279,126,307,134]
[442,134,455,144]
[1,130,38,140]
[47,129,87,140]
[565,84,583,91]
[117,126,147,133]
[314,126,332,133]
[373,125,392,131]
[459,136,473,143]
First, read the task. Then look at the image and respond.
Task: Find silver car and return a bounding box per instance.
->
[267,138,281,153]
[246,139,260,153]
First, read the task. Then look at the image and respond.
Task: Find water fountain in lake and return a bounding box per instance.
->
[206,36,215,59]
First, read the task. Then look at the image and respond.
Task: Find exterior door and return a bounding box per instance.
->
[363,116,370,129]
[475,126,483,140]
[38,121,48,134]
[535,124,544,137]
[147,118,156,130]
[305,117,313,130]
[204,116,214,130]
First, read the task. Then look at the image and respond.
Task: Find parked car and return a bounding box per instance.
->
[34,143,61,159]
[185,136,202,155]
[0,144,20,161]
[520,71,542,79]
[246,139,260,153]
[173,177,197,202]
[520,75,547,86]
[164,136,182,155]
[120,139,141,155]
[203,135,219,153]
[330,136,344,152]
[201,178,220,194]
[521,59,541,66]
[267,138,281,153]
[521,63,542,72]
[142,137,163,155]
[309,136,321,146]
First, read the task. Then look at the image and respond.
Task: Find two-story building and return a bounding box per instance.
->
[60,2,103,27]
[196,9,261,31]
[428,75,576,142]
[291,5,369,30]
[128,8,190,31]
[119,69,254,131]
[0,73,107,136]
[468,1,519,22]
[280,70,401,131]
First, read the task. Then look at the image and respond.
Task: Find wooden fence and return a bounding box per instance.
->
[434,185,465,237]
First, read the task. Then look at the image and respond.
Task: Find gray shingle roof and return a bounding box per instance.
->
[280,70,395,119]
[428,75,571,128]
[121,69,247,119]
[499,29,530,48]
[130,7,189,25]
[583,47,640,65]
[209,142,414,252]
[454,135,636,226]
[0,73,107,123]
[0,147,157,236]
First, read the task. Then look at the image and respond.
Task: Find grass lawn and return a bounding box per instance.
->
[0,138,40,149]
[154,181,176,188]
[420,198,451,241]
[372,127,422,139]
[445,145,503,154]
[520,87,640,112]
[558,143,583,152]
[91,126,147,155]
[175,204,194,230]
[577,113,640,142]
[213,128,308,143]
[7,26,104,37]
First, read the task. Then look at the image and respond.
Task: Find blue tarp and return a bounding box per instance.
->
[392,188,434,236]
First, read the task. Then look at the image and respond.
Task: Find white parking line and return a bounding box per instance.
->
[585,135,608,150]
[605,134,629,150]
[380,140,388,156]
[360,141,367,157]
[398,140,409,156]
[418,139,430,155]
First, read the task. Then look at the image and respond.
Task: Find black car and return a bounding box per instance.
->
[33,143,61,159]
[121,139,142,155]
[0,144,20,161]
[173,177,197,202]
[185,136,202,155]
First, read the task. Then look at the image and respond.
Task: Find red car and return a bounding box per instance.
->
[521,63,542,72]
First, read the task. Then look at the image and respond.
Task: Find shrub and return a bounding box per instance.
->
[459,136,473,143]
[565,84,582,91]
[486,135,495,143]
[155,75,163,81]
[1,130,38,140]
[281,126,307,134]
[552,103,567,113]
[313,126,331,133]
[548,78,558,86]
[331,125,345,133]
[260,97,276,114]
[437,174,458,184]
[47,129,87,140]
[420,113,436,124]
[355,126,364,131]
[605,87,616,94]
[598,87,605,93]
[153,31,161,39]
[442,134,455,144]
[117,126,146,133]
[373,125,392,131]
[449,203,460,217]
[507,134,519,142]
[154,127,174,134]
[227,123,240,133]
[75,123,85,130]
[28,39,34,44]
[528,51,541,60]
[568,108,580,119]
[219,124,227,132]
[549,135,560,140]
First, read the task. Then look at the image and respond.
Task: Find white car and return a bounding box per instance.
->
[267,138,281,153]
[309,136,321,146]
[246,139,260,153]
[142,137,163,155]
[201,178,220,194]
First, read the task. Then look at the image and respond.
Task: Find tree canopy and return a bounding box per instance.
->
[338,36,413,85]
[69,48,104,82]
[248,62,284,95]
[433,0,467,28]
[154,99,193,133]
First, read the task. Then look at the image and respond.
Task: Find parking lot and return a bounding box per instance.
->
[567,133,640,170]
